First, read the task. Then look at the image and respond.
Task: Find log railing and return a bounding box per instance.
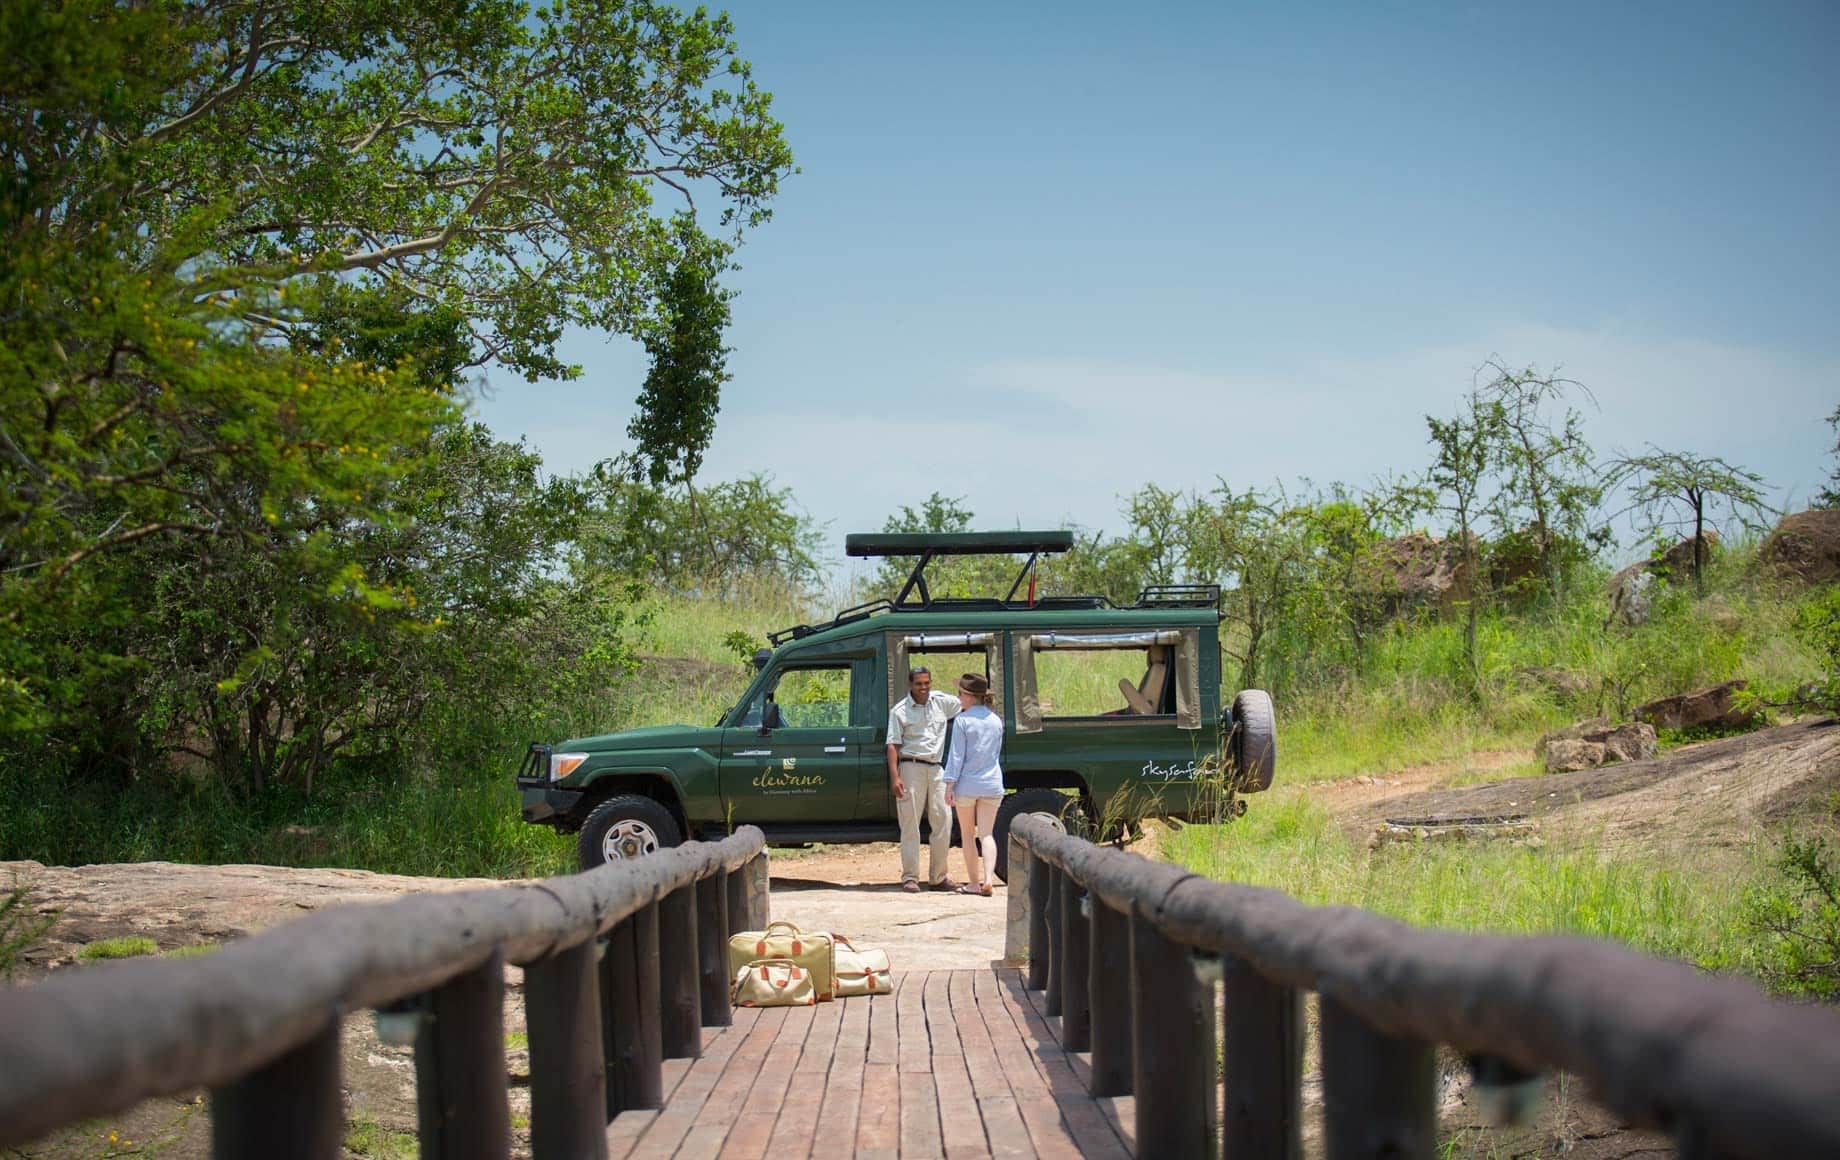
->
[0,828,770,1158]
[1004,814,1840,1159]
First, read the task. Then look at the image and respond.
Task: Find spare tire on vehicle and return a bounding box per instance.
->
[1231,689,1277,792]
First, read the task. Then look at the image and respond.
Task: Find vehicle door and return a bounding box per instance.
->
[718,658,873,823]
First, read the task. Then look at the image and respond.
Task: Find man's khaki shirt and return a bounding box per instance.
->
[886,690,961,763]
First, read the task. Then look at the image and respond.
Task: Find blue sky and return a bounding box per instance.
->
[473,1,1838,576]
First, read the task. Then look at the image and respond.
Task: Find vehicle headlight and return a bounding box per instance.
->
[549,752,589,781]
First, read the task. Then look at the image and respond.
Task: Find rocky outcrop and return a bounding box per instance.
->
[1606,563,1656,626]
[1657,531,1719,579]
[1545,738,1606,773]
[1761,509,1840,586]
[1537,719,1658,772]
[1604,533,1720,625]
[1634,679,1756,732]
[1370,532,1474,617]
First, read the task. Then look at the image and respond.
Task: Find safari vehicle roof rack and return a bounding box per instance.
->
[765,532,1216,647]
[845,530,1075,608]
[1135,584,1221,609]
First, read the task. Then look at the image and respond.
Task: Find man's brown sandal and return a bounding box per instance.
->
[929,878,957,892]
[901,879,921,893]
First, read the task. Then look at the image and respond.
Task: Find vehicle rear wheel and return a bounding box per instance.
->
[991,787,1083,884]
[1232,689,1277,792]
[578,795,683,870]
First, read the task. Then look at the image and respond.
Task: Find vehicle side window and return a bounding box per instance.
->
[1012,629,1201,733]
[884,632,1005,722]
[740,664,854,730]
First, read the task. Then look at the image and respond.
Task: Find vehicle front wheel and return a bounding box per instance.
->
[991,787,1083,884]
[578,795,683,870]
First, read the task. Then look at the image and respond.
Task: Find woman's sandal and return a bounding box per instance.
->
[954,883,983,896]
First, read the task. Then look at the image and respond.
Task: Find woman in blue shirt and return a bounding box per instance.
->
[942,672,1005,896]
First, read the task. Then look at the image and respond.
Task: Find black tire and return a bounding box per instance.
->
[991,787,1082,884]
[1231,689,1277,792]
[577,794,683,870]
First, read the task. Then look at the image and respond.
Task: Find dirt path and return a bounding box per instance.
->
[768,842,1009,970]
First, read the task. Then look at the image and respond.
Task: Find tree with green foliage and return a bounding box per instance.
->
[1424,389,1504,694]
[583,461,821,595]
[1476,361,1604,603]
[1184,483,1321,691]
[870,493,1012,599]
[2,0,793,737]
[1605,448,1771,593]
[627,227,735,487]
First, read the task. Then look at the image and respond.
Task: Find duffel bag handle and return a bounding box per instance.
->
[764,920,804,935]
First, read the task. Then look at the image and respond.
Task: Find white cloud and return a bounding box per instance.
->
[477,320,1835,577]
[695,322,1836,563]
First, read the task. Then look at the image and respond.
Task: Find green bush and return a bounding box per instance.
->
[1794,587,1840,713]
[1738,831,1840,1000]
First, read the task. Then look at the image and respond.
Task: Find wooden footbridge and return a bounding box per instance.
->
[3,822,1839,1158]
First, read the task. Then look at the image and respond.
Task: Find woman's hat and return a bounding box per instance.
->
[957,673,990,697]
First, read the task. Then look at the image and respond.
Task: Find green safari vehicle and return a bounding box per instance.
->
[516,531,1276,880]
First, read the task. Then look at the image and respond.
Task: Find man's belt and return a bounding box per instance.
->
[899,756,942,766]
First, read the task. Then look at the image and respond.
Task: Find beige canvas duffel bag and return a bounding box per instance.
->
[727,920,836,1001]
[832,934,893,997]
[731,958,819,1008]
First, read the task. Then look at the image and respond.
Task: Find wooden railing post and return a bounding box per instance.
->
[696,871,732,1027]
[746,851,771,928]
[725,866,750,938]
[1059,873,1091,1052]
[1131,905,1216,1156]
[658,881,701,1059]
[1220,954,1302,1160]
[1319,996,1436,1160]
[524,938,607,1160]
[1004,834,1031,964]
[601,904,664,1114]
[212,1019,342,1159]
[1044,863,1065,1017]
[1087,895,1133,1097]
[1026,842,1051,990]
[413,948,511,1160]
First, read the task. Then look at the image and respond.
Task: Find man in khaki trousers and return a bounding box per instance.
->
[886,667,961,892]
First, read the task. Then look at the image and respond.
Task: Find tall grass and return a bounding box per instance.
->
[1274,549,1824,782]
[1163,792,1747,963]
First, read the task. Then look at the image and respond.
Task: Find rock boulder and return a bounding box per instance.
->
[1545,739,1606,773]
[1634,679,1756,732]
[1600,722,1658,763]
[1761,509,1840,586]
[1369,532,1474,618]
[1658,531,1719,580]
[1536,719,1657,770]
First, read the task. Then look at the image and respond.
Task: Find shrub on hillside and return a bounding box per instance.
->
[1795,587,1840,713]
[1743,832,1840,1001]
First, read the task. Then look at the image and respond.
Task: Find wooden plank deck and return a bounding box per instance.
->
[607,969,1132,1159]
